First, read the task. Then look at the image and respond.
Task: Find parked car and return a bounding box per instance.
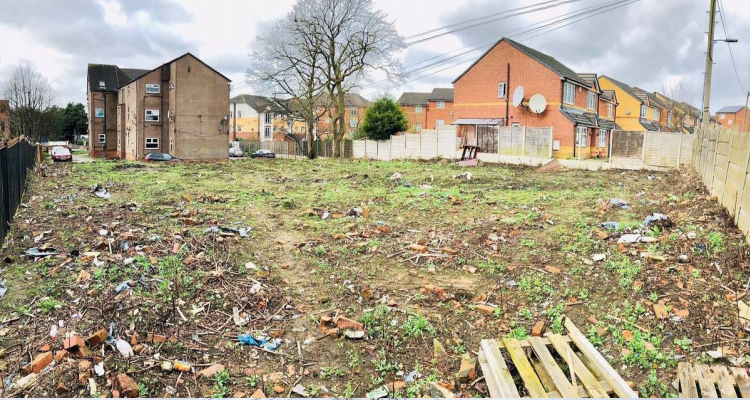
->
[144,153,181,162]
[251,149,276,159]
[51,147,72,162]
[229,147,244,157]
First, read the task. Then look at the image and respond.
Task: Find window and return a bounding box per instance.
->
[587,92,596,110]
[575,126,587,147]
[641,105,647,118]
[437,101,445,109]
[264,126,272,138]
[563,83,575,105]
[415,123,422,132]
[668,112,673,125]
[99,80,106,88]
[607,103,614,118]
[654,109,660,121]
[145,110,160,122]
[350,119,357,128]
[95,108,105,118]
[230,111,233,118]
[145,84,160,94]
[598,129,607,147]
[170,138,173,151]
[511,122,521,127]
[729,119,734,125]
[238,111,242,118]
[350,106,357,116]
[238,125,242,132]
[264,114,272,124]
[498,82,506,99]
[145,138,159,149]
[98,134,106,144]
[415,105,423,114]
[720,113,726,119]
[436,119,445,127]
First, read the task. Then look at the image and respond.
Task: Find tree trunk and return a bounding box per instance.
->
[333,88,346,158]
[306,118,316,159]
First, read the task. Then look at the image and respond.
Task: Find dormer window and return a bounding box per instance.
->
[99,81,106,88]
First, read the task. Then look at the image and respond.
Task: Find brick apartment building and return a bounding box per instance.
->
[229,94,306,142]
[315,93,372,139]
[716,106,750,132]
[397,88,455,132]
[0,100,9,139]
[87,53,231,160]
[453,37,618,159]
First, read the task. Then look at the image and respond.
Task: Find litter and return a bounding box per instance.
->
[92,184,112,199]
[173,360,191,372]
[115,281,131,293]
[366,386,389,399]
[94,362,105,376]
[237,333,281,351]
[0,279,6,301]
[232,307,248,326]
[592,254,606,262]
[600,221,620,231]
[116,339,134,358]
[291,384,309,397]
[204,226,252,238]
[609,198,629,209]
[344,330,365,339]
[346,207,363,217]
[26,247,60,258]
[618,234,641,244]
[161,361,173,372]
[250,282,261,294]
[389,173,402,180]
[643,212,670,226]
[453,172,472,180]
[405,370,420,382]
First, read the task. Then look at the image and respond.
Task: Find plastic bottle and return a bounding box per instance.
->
[49,325,58,341]
[173,360,191,372]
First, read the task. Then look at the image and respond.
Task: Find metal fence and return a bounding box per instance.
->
[0,137,39,245]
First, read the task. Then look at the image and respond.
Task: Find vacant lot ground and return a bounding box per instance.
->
[0,158,747,397]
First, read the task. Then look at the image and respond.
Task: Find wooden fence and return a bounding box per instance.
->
[693,123,750,238]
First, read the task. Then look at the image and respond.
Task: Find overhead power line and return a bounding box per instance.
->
[717,0,746,95]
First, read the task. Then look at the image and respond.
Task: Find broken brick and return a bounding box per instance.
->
[86,330,107,347]
[622,330,634,342]
[249,388,266,398]
[22,352,52,375]
[116,374,139,398]
[196,364,225,378]
[64,335,86,350]
[458,353,477,383]
[653,303,669,320]
[532,320,546,337]
[273,385,285,394]
[409,244,427,253]
[544,265,561,274]
[54,350,69,363]
[39,344,50,352]
[474,305,496,315]
[56,381,69,394]
[441,247,458,255]
[335,316,363,331]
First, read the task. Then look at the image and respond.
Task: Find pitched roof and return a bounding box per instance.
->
[453,37,590,87]
[597,117,619,131]
[717,105,746,113]
[600,90,616,103]
[88,64,144,92]
[428,88,454,101]
[633,87,664,110]
[639,119,662,131]
[560,106,597,128]
[231,94,274,113]
[398,92,430,105]
[315,93,372,108]
[600,75,641,102]
[122,52,231,86]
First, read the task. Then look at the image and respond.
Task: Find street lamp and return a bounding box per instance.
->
[716,38,739,43]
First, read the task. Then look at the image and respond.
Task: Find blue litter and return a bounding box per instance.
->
[115,281,131,293]
[600,222,620,231]
[238,334,280,351]
[609,198,629,210]
[644,213,669,226]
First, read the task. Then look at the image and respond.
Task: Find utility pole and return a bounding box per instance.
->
[742,91,750,133]
[701,0,717,129]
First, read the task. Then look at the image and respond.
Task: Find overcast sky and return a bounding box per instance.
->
[0,0,748,113]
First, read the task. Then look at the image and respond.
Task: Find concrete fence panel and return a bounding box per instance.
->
[377,140,391,161]
[365,140,378,159]
[391,135,405,160]
[405,134,421,159]
[352,140,366,158]
[420,130,438,159]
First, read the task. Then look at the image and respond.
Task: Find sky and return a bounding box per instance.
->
[0,0,748,113]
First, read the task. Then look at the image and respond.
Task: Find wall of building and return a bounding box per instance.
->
[599,77,643,131]
[171,54,229,160]
[426,100,454,129]
[718,109,750,131]
[88,89,119,158]
[315,106,367,139]
[401,104,427,132]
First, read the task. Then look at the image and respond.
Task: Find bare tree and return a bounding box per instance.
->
[310,0,406,157]
[661,77,694,105]
[247,0,329,159]
[2,62,56,141]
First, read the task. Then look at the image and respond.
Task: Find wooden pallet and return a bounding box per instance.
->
[478,318,638,398]
[678,362,750,398]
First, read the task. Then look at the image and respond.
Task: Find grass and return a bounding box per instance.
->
[3,158,746,398]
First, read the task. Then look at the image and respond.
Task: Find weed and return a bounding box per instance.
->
[39,298,60,313]
[402,312,435,338]
[706,232,725,255]
[605,253,641,288]
[477,259,505,276]
[211,369,231,398]
[505,326,527,340]
[321,366,345,379]
[518,273,554,301]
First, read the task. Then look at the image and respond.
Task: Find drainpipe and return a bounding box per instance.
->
[505,63,510,126]
[233,103,237,141]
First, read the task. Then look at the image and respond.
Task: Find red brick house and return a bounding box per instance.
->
[398,88,455,132]
[453,38,618,159]
[716,106,750,131]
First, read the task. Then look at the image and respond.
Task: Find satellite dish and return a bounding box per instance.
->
[529,94,547,114]
[512,86,525,107]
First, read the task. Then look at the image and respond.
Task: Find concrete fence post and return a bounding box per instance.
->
[549,127,554,159]
[641,132,647,170]
[522,126,527,161]
[677,133,683,168]
[608,130,614,168]
[721,129,735,204]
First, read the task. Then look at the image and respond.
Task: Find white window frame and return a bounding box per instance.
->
[436,119,445,127]
[145,84,160,94]
[350,118,357,128]
[563,83,575,105]
[641,105,647,118]
[350,106,357,116]
[98,134,106,144]
[415,123,421,132]
[587,92,596,110]
[598,129,607,147]
[729,119,734,125]
[415,105,423,114]
[264,113,272,124]
[99,81,106,88]
[437,101,445,109]
[668,112,672,125]
[607,103,614,118]
[654,109,660,121]
[145,137,159,150]
[264,126,272,138]
[145,109,160,122]
[720,113,726,119]
[498,82,507,99]
[95,108,105,118]
[170,138,174,151]
[576,126,587,147]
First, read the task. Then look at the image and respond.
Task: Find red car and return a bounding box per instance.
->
[51,147,72,162]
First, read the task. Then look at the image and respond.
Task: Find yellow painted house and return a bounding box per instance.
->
[599,76,664,132]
